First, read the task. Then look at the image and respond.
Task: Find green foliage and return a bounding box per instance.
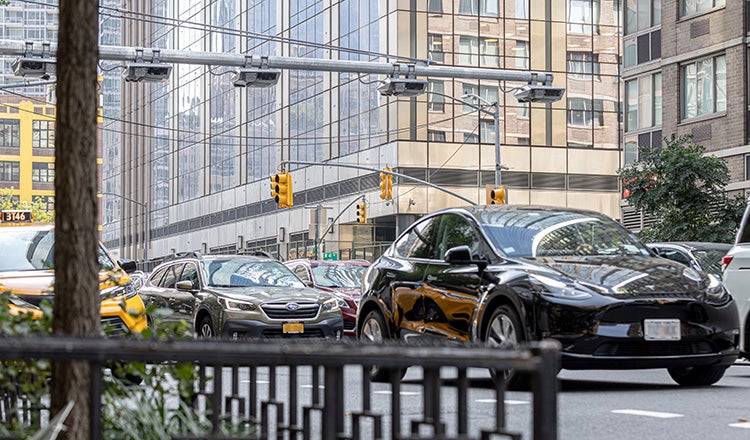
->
[0,298,256,437]
[0,187,55,223]
[618,134,746,243]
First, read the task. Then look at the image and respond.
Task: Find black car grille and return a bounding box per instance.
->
[344,320,356,331]
[601,303,708,324]
[593,341,715,357]
[260,328,326,338]
[101,316,129,336]
[261,303,320,320]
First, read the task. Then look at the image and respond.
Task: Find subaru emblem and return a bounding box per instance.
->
[286,302,300,311]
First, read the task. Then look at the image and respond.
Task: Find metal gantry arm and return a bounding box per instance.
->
[0,39,555,85]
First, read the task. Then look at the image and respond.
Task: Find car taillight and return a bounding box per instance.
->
[722,255,733,272]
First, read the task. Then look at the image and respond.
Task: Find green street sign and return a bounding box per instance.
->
[322,252,338,260]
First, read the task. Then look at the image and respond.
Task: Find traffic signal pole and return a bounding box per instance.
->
[279,160,477,206]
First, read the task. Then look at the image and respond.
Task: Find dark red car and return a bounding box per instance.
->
[284,259,369,336]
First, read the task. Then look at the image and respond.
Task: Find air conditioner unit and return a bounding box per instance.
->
[377,77,428,97]
[122,62,173,83]
[513,84,566,103]
[231,68,281,87]
[12,57,56,79]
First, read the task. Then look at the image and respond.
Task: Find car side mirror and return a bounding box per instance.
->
[175,280,194,291]
[444,245,487,269]
[117,258,138,273]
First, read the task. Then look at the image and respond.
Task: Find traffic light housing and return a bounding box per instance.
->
[379,167,393,200]
[356,203,367,223]
[270,172,293,208]
[490,185,507,205]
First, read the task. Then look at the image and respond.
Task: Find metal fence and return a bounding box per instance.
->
[0,337,560,440]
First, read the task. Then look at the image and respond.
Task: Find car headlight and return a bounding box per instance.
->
[218,298,256,311]
[322,297,340,312]
[704,274,730,305]
[331,294,349,309]
[530,274,592,300]
[100,282,138,300]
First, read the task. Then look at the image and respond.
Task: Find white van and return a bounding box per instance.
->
[722,200,750,360]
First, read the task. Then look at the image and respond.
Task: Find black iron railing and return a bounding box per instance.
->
[0,337,560,440]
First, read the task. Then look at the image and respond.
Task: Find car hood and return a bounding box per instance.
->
[208,285,332,303]
[315,286,360,300]
[0,270,55,297]
[521,255,708,296]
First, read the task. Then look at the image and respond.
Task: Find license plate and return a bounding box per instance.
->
[643,319,681,341]
[282,322,304,334]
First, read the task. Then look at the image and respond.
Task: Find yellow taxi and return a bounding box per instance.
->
[0,210,147,333]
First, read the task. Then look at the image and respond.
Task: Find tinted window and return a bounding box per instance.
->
[149,267,167,286]
[737,205,750,244]
[394,217,438,259]
[160,264,183,288]
[692,249,729,275]
[434,214,481,260]
[180,262,199,288]
[661,250,692,266]
[292,265,310,282]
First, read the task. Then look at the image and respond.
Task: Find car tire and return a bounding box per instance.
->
[484,304,528,390]
[198,316,215,339]
[667,365,728,387]
[359,309,405,382]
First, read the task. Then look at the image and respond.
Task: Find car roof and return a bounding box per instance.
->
[0,223,54,231]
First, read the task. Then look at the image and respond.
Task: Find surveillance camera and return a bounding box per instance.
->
[377,77,428,97]
[513,84,566,103]
[12,57,56,79]
[231,68,281,87]
[123,62,173,83]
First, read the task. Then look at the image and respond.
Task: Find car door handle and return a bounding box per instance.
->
[426,275,438,282]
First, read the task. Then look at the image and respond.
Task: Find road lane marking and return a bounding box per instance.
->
[373,390,421,396]
[612,409,683,419]
[475,399,529,405]
[729,422,750,429]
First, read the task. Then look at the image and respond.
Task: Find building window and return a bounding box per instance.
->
[682,54,726,120]
[567,52,600,79]
[32,120,55,149]
[480,119,497,143]
[514,0,529,18]
[625,72,661,132]
[745,155,750,181]
[626,0,661,35]
[0,119,20,148]
[32,162,54,183]
[428,130,446,142]
[567,98,604,127]
[428,80,445,112]
[567,0,600,34]
[458,36,499,67]
[458,0,499,17]
[681,0,724,17]
[428,0,443,13]
[41,196,55,211]
[461,83,498,113]
[624,139,639,165]
[0,161,20,182]
[428,34,444,63]
[515,41,529,69]
[464,133,479,143]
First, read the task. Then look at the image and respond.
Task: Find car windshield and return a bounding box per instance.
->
[692,249,727,275]
[206,258,305,288]
[311,265,367,288]
[0,229,117,272]
[478,210,651,258]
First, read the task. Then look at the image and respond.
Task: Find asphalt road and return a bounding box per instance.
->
[239,361,750,439]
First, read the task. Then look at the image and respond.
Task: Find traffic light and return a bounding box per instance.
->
[490,185,506,204]
[379,167,393,200]
[270,172,293,208]
[356,203,367,223]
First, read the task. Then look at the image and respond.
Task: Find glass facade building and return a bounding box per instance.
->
[108,0,624,263]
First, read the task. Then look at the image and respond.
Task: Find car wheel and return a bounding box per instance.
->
[198,316,215,339]
[484,304,528,390]
[667,365,728,387]
[359,310,404,382]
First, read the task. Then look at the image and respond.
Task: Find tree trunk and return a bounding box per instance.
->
[50,0,100,438]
